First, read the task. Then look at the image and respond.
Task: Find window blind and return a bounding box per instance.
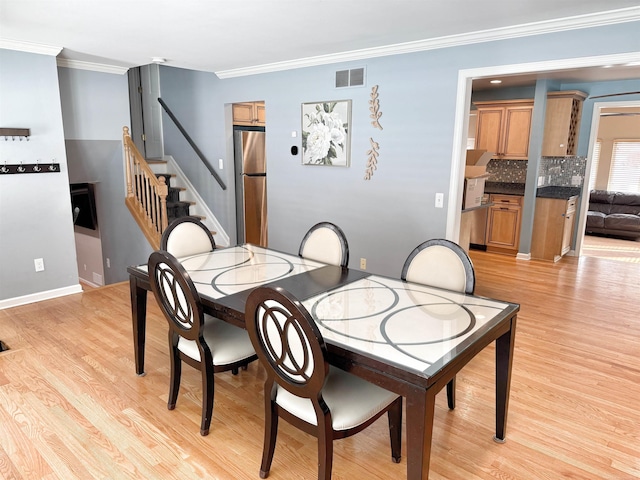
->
[608,140,640,193]
[587,140,601,192]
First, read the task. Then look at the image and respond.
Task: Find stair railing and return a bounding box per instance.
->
[123,126,168,249]
[157,97,227,191]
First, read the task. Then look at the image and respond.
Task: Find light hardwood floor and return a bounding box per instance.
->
[1,252,638,480]
[582,234,640,263]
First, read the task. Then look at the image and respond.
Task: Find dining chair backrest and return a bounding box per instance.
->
[245,285,403,479]
[245,286,329,399]
[148,250,205,342]
[298,222,349,267]
[401,238,475,294]
[148,249,257,436]
[161,216,216,258]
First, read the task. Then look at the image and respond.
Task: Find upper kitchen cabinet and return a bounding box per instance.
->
[542,90,587,157]
[474,100,533,160]
[233,102,266,126]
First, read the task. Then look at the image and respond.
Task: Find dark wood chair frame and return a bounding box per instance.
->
[298,221,350,268]
[160,216,216,252]
[401,238,476,410]
[245,286,402,480]
[148,250,256,435]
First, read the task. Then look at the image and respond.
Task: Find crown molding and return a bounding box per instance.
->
[1,38,129,74]
[216,7,640,79]
[0,38,62,56]
[56,58,129,75]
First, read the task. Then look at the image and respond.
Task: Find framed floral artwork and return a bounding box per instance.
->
[301,100,351,166]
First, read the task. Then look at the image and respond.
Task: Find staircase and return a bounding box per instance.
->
[153,170,194,224]
[123,127,228,249]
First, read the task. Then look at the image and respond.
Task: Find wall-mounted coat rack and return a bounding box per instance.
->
[1,128,31,141]
[0,162,60,174]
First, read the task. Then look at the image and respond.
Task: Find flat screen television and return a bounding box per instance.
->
[70,183,98,231]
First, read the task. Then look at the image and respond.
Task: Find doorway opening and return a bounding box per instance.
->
[577,100,640,259]
[449,52,640,261]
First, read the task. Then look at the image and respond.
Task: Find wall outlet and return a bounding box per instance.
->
[538,176,545,187]
[34,258,45,272]
[106,258,111,268]
[571,175,582,186]
[360,258,367,270]
[218,158,224,169]
[435,192,444,208]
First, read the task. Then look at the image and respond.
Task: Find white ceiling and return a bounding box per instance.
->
[1,0,640,80]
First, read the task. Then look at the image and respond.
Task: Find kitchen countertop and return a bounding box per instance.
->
[484,182,525,195]
[484,182,581,200]
[536,186,581,199]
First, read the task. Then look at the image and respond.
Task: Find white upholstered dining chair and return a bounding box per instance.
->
[245,286,402,480]
[298,222,349,267]
[401,238,476,409]
[161,216,216,258]
[148,250,257,435]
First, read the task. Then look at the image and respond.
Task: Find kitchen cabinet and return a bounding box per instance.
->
[486,194,523,254]
[232,102,266,126]
[531,196,578,261]
[542,91,587,157]
[474,100,533,160]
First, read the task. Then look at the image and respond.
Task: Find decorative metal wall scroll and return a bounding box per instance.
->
[364,138,379,180]
[364,85,383,180]
[369,85,383,130]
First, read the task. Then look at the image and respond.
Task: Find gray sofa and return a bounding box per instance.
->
[586,190,640,239]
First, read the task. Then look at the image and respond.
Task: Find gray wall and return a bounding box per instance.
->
[0,50,79,302]
[159,20,640,277]
[1,20,639,304]
[58,66,153,285]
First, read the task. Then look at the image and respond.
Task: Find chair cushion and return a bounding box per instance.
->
[178,315,255,365]
[275,367,399,431]
[404,245,467,293]
[586,211,606,228]
[300,228,344,266]
[604,214,640,232]
[165,223,214,258]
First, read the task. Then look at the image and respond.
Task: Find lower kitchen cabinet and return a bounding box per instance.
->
[531,196,578,261]
[486,194,523,254]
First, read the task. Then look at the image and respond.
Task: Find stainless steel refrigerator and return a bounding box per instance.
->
[234,129,267,247]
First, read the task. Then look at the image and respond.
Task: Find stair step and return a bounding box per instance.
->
[167,187,183,203]
[146,158,167,165]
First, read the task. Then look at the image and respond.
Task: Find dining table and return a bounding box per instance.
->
[127,244,519,480]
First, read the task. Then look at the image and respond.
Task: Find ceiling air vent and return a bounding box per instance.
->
[335,67,365,88]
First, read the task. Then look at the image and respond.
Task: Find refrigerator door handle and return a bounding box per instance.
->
[241,172,266,177]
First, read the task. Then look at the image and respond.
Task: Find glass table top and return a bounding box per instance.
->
[134,244,327,299]
[302,275,512,376]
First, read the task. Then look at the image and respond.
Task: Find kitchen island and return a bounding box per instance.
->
[468,183,583,257]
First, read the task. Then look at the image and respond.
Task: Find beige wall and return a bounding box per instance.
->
[594,108,640,190]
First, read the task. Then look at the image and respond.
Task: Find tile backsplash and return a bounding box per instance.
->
[539,156,587,187]
[486,160,527,183]
[485,156,587,187]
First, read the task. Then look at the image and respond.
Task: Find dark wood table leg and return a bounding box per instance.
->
[129,275,148,376]
[405,387,437,480]
[494,316,517,442]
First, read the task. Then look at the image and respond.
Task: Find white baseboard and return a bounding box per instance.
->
[0,284,83,310]
[516,252,531,261]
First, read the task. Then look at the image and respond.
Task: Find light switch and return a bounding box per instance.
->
[435,193,444,208]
